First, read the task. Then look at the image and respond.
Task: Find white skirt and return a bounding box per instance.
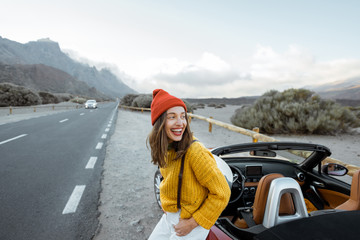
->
[148,211,210,240]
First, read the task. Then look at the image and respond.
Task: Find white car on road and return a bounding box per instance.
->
[85,100,97,109]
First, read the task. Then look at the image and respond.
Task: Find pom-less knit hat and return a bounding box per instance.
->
[151,89,187,125]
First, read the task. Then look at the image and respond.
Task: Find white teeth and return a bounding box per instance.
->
[172,129,182,132]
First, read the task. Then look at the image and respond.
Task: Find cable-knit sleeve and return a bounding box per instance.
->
[186,143,231,229]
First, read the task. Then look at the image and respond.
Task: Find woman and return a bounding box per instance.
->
[148,89,231,239]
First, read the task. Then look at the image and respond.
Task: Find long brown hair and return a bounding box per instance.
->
[148,111,193,168]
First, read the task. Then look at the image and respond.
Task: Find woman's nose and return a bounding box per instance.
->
[176,117,182,124]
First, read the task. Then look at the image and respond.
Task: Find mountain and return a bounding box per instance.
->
[310,77,360,100]
[0,36,136,98]
[0,63,108,99]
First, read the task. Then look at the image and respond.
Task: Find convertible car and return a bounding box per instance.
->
[154,142,360,240]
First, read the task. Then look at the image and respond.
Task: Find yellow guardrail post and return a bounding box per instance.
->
[209,117,213,133]
[34,107,36,112]
[52,106,55,110]
[9,107,12,114]
[252,127,259,142]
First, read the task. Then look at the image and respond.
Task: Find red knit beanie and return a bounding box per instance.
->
[151,89,187,125]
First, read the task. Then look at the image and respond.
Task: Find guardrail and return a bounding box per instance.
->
[0,105,83,115]
[118,105,360,176]
[0,104,82,114]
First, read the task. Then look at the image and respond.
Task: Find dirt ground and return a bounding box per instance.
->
[94,106,360,240]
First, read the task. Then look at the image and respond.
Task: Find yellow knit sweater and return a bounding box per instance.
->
[159,141,231,230]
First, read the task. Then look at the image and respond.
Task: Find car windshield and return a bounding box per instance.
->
[87,100,96,103]
[219,149,315,164]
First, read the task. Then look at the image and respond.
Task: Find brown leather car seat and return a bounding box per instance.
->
[235,173,295,228]
[336,170,360,211]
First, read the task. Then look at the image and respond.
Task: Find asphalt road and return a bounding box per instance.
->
[0,102,118,240]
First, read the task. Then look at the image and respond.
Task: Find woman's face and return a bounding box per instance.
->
[165,106,187,143]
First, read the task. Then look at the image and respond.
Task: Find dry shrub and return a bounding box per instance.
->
[231,88,360,135]
[39,91,59,104]
[121,94,139,106]
[0,83,40,106]
[132,94,152,108]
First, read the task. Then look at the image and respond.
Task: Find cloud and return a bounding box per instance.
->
[85,45,360,98]
[250,44,316,84]
[161,52,238,86]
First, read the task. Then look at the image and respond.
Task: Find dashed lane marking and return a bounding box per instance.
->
[101,134,107,139]
[85,157,98,169]
[96,142,103,149]
[62,185,86,214]
[59,119,69,123]
[0,134,28,145]
[105,128,110,132]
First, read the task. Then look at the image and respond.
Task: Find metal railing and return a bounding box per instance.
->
[0,104,82,115]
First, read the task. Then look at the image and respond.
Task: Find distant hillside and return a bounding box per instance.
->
[311,77,360,100]
[0,63,108,99]
[0,36,136,98]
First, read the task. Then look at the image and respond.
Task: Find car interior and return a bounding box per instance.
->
[210,143,360,239]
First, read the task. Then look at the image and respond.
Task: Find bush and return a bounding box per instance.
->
[121,94,139,106]
[183,100,194,113]
[132,94,152,108]
[215,103,226,109]
[207,103,217,107]
[0,83,40,106]
[70,96,87,104]
[349,106,360,119]
[54,93,73,102]
[231,88,360,135]
[193,103,205,109]
[39,91,59,104]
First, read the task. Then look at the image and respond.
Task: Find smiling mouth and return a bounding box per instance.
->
[171,129,183,136]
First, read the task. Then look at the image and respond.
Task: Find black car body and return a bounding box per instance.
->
[154,142,360,239]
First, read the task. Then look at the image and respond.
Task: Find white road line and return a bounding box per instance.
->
[62,185,86,214]
[85,157,98,169]
[105,128,110,132]
[0,134,27,145]
[107,124,111,127]
[80,113,85,116]
[101,134,107,139]
[59,119,69,123]
[96,142,103,149]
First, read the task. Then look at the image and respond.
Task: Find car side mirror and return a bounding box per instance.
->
[322,163,348,176]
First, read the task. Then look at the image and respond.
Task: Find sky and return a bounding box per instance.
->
[1,0,360,98]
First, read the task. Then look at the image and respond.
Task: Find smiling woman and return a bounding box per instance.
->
[147,89,231,240]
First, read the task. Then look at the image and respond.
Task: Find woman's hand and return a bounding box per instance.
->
[173,217,199,236]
